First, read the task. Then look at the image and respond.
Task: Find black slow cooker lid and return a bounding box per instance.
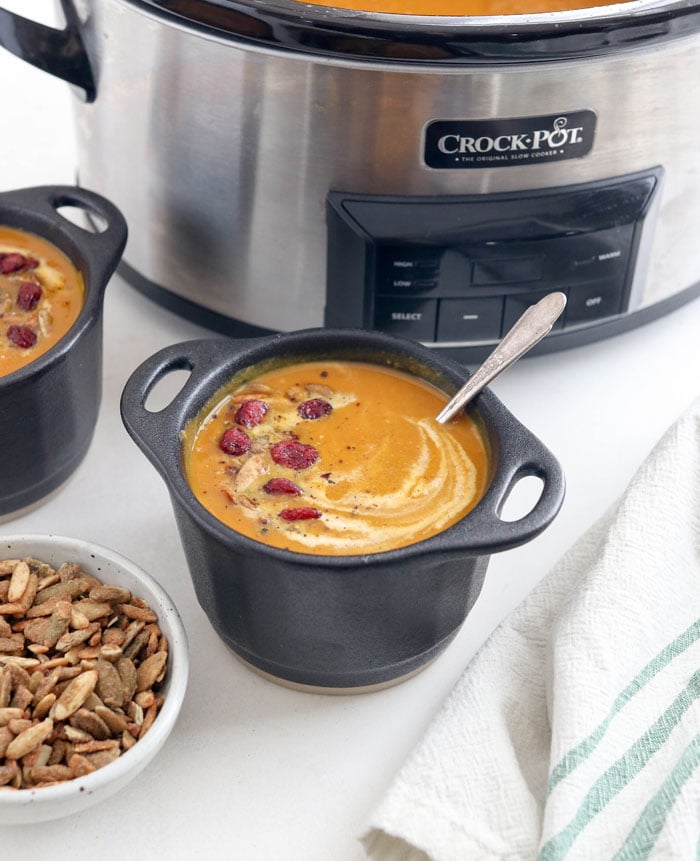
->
[130,0,700,63]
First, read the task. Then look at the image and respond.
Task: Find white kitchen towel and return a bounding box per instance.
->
[361,398,700,861]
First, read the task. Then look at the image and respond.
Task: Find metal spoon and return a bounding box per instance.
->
[435,291,567,424]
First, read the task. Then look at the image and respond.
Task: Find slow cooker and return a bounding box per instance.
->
[2,0,700,360]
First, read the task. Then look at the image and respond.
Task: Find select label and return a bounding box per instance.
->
[424,111,596,169]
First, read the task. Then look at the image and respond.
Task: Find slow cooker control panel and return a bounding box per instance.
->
[326,170,661,360]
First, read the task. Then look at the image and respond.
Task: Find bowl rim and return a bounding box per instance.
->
[0,533,189,808]
[136,330,506,562]
[121,328,565,563]
[0,185,127,391]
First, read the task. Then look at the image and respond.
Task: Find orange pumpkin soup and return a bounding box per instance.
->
[293,0,624,15]
[0,227,84,377]
[182,360,490,555]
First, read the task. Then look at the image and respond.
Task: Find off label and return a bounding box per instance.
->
[424,111,596,169]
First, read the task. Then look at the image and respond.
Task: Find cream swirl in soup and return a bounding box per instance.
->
[182,361,490,555]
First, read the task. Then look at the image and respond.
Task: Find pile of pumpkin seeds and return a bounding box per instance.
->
[0,556,169,790]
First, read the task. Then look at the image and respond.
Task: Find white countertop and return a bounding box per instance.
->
[1,25,700,860]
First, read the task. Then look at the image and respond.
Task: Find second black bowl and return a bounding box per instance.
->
[0,185,127,517]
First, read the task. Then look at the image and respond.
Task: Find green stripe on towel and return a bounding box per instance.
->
[613,734,700,860]
[539,671,700,861]
[548,619,700,793]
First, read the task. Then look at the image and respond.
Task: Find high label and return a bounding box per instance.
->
[424,111,596,169]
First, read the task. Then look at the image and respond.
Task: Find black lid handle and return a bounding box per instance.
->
[0,0,94,102]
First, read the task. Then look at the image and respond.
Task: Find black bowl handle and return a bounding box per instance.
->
[0,1,94,101]
[121,339,249,476]
[0,185,128,292]
[449,413,565,555]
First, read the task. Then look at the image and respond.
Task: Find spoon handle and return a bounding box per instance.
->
[435,291,567,424]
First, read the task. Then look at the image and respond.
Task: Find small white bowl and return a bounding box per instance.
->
[0,534,188,824]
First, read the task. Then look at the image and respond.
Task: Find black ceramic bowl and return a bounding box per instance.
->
[121,329,565,692]
[0,185,127,518]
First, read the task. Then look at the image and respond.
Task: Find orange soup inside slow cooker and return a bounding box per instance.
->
[294,0,624,14]
[183,360,490,556]
[0,227,85,377]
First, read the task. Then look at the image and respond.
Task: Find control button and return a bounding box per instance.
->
[379,277,438,295]
[561,225,633,283]
[377,247,441,276]
[374,298,437,341]
[437,298,503,342]
[503,292,567,333]
[472,257,542,286]
[380,255,440,272]
[564,279,625,326]
[376,247,442,294]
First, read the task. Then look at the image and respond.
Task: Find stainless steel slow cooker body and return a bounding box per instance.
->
[3,0,699,360]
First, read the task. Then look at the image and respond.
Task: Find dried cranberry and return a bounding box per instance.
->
[279,507,321,521]
[219,427,251,456]
[297,398,333,420]
[263,478,302,496]
[7,324,37,349]
[0,253,28,274]
[234,399,269,428]
[16,281,42,311]
[24,258,39,270]
[270,440,319,470]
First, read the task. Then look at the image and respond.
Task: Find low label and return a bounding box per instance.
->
[424,111,596,170]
